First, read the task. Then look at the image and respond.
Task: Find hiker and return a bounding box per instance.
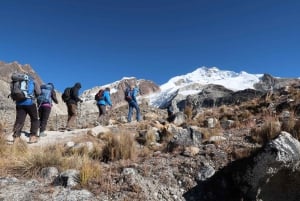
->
[95,87,112,125]
[64,82,83,131]
[37,83,58,137]
[125,85,141,122]
[10,72,41,144]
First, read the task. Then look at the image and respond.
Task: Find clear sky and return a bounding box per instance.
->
[1,0,299,92]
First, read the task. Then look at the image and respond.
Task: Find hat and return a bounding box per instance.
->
[75,82,82,88]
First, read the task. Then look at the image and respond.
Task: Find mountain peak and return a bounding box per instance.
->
[149,66,263,107]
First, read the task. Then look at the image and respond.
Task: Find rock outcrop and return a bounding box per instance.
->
[184,132,300,201]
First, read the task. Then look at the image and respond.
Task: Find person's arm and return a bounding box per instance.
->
[105,91,112,106]
[72,87,83,102]
[34,81,41,97]
[51,90,59,104]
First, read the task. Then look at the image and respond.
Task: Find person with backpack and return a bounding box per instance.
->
[95,87,112,125]
[10,72,41,144]
[37,83,58,137]
[125,84,141,122]
[63,82,83,131]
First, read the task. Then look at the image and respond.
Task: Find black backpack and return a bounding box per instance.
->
[62,87,72,102]
[94,89,104,101]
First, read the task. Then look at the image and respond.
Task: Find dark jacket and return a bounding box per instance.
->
[68,82,82,104]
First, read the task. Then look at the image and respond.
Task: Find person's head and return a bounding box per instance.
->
[105,87,110,92]
[74,82,81,88]
[130,84,135,90]
[48,82,54,88]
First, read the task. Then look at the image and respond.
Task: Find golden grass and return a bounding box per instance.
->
[250,116,281,144]
[11,145,63,177]
[291,119,300,140]
[102,132,137,162]
[79,156,102,187]
[184,105,193,120]
[201,127,223,140]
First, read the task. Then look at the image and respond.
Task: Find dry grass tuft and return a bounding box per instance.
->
[200,127,222,140]
[12,145,63,177]
[102,132,137,162]
[184,105,193,120]
[292,119,300,140]
[250,117,281,144]
[79,156,102,187]
[159,127,174,143]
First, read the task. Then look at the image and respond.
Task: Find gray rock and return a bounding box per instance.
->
[184,132,300,201]
[41,167,59,183]
[57,169,80,187]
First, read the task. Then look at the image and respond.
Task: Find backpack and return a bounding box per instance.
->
[62,87,72,102]
[37,84,53,105]
[124,88,132,102]
[10,72,31,102]
[95,89,104,101]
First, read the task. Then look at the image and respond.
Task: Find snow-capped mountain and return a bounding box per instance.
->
[148,67,263,107]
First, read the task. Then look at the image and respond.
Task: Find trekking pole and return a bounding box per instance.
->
[55,113,58,131]
[77,102,82,128]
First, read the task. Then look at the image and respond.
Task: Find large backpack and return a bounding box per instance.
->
[37,84,53,105]
[94,89,104,101]
[62,87,72,102]
[124,88,132,102]
[9,72,32,102]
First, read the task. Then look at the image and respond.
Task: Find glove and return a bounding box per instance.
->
[80,100,83,103]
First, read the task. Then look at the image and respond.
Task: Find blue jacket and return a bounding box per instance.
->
[127,87,139,103]
[97,90,112,106]
[16,77,41,106]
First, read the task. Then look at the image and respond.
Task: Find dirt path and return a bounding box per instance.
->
[6,128,91,147]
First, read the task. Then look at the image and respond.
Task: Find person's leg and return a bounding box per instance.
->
[67,103,77,129]
[26,104,39,143]
[127,103,133,122]
[13,105,27,138]
[132,102,141,121]
[39,106,51,136]
[66,103,72,127]
[98,105,107,124]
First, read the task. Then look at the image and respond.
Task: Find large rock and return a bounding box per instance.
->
[184,131,300,201]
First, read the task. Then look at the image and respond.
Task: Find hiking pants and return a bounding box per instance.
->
[13,104,39,137]
[38,106,51,132]
[127,101,141,122]
[97,104,107,124]
[66,103,77,129]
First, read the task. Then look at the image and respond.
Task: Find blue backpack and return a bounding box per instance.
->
[37,84,53,105]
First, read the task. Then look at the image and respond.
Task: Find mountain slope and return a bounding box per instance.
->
[147,67,263,107]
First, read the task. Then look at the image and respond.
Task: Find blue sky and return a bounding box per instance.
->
[1,0,300,92]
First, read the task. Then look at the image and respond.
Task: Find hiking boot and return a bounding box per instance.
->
[28,135,38,144]
[13,136,21,144]
[39,131,47,137]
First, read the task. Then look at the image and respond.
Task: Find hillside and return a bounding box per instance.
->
[1,61,300,200]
